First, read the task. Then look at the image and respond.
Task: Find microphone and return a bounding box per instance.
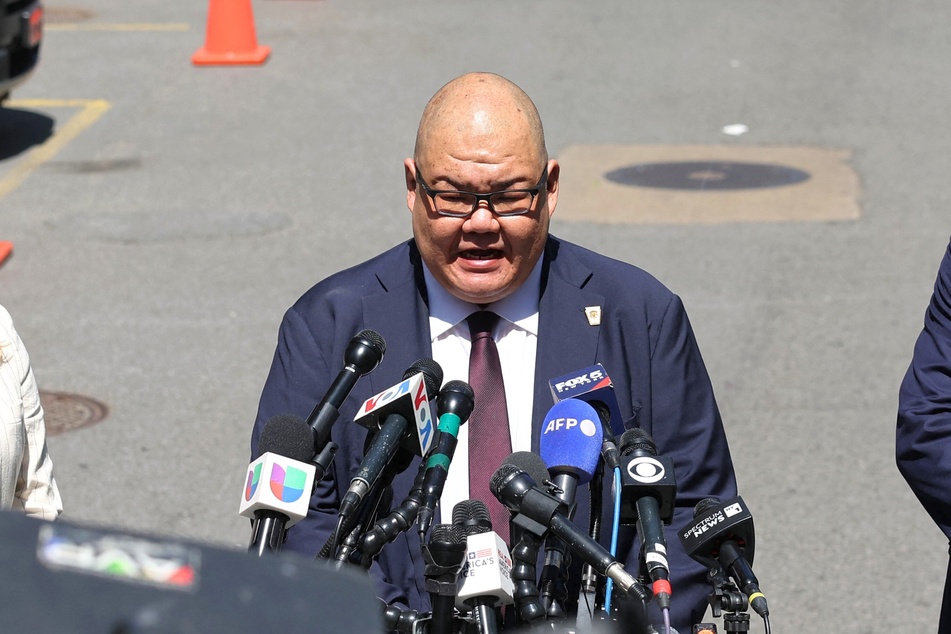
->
[680,496,769,619]
[454,500,514,634]
[423,523,468,634]
[549,365,623,612]
[549,363,624,468]
[490,453,649,604]
[338,359,443,522]
[417,380,476,538]
[618,428,677,611]
[240,414,318,555]
[306,330,386,461]
[537,398,603,616]
[540,398,603,495]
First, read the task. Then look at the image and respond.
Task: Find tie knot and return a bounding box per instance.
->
[467,310,500,339]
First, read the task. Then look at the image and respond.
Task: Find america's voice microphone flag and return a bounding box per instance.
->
[456,530,515,608]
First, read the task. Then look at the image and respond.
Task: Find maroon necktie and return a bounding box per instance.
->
[466,310,513,544]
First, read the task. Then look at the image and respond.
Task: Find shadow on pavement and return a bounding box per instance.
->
[0,106,54,161]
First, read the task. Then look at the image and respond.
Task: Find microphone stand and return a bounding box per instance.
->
[702,564,752,634]
[577,460,604,626]
[247,511,287,556]
[333,449,413,566]
[354,460,428,567]
[509,520,546,625]
[380,600,419,634]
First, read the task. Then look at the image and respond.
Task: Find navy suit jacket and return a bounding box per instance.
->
[252,236,737,631]
[898,237,951,629]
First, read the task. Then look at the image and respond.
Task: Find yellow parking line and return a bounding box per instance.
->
[0,99,112,199]
[46,23,191,32]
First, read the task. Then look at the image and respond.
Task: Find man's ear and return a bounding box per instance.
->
[404,158,418,213]
[545,159,560,218]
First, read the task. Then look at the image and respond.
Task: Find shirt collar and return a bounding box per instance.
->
[423,256,544,339]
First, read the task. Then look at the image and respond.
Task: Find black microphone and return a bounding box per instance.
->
[417,380,476,538]
[453,500,513,634]
[618,428,676,610]
[306,330,385,462]
[423,523,468,634]
[241,414,318,556]
[489,453,649,604]
[338,359,443,521]
[319,359,442,562]
[680,496,769,619]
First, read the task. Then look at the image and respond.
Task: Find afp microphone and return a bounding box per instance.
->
[618,428,677,611]
[680,496,769,619]
[417,380,476,538]
[240,414,318,555]
[337,359,443,522]
[549,365,622,611]
[490,454,648,603]
[539,398,603,505]
[537,398,603,615]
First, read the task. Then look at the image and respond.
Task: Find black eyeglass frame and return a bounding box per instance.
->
[415,167,549,218]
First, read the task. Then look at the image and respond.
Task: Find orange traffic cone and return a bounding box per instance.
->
[192,0,270,66]
[0,241,12,267]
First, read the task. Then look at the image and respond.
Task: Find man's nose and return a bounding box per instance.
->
[464,202,499,231]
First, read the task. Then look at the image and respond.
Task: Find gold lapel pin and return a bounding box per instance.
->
[585,306,602,326]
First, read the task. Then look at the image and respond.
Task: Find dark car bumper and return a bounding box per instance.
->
[0,0,42,100]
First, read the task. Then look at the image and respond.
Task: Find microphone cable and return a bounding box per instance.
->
[604,465,622,614]
[605,461,669,634]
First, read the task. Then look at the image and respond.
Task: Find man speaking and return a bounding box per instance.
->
[251,72,737,631]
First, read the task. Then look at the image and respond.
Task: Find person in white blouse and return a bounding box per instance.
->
[0,303,62,519]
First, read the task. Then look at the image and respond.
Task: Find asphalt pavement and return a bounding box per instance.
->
[2,1,949,632]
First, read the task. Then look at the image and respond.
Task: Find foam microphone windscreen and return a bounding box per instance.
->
[258,414,315,462]
[495,451,551,492]
[538,398,603,484]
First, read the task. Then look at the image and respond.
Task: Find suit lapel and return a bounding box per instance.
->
[531,238,604,452]
[361,242,433,396]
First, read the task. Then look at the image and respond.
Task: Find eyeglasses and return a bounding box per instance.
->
[415,167,548,218]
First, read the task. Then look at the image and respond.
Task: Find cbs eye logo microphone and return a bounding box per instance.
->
[618,449,677,524]
[625,456,667,484]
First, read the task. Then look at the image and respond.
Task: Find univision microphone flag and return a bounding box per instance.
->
[238,453,316,527]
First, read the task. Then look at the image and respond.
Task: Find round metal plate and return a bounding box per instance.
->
[39,391,109,436]
[604,161,811,191]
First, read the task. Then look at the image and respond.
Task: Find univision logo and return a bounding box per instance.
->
[269,463,308,503]
[245,464,262,501]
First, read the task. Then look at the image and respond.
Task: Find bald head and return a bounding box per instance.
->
[405,73,558,306]
[414,73,547,171]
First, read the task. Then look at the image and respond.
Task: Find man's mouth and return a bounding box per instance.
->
[460,249,501,260]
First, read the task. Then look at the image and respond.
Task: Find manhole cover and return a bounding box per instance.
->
[604,161,811,191]
[44,7,95,23]
[39,391,108,436]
